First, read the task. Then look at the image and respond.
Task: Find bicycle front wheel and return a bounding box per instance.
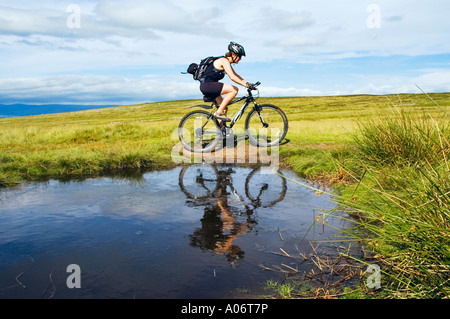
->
[178,110,222,153]
[245,104,288,147]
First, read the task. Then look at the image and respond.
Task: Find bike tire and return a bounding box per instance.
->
[178,165,220,200]
[244,166,287,208]
[178,110,223,153]
[245,104,288,147]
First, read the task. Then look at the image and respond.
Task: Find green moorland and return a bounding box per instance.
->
[0,92,449,298]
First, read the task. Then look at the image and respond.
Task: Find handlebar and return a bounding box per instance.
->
[247,81,261,91]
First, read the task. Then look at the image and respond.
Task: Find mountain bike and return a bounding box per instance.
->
[178,82,288,153]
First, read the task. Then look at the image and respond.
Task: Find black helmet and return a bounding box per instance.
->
[228,42,246,57]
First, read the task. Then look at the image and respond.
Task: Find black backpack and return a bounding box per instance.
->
[185,56,218,82]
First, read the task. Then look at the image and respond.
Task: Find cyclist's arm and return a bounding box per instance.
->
[218,58,248,87]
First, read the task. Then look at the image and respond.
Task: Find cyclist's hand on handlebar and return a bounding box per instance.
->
[246,82,260,90]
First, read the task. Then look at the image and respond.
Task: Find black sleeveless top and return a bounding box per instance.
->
[202,57,225,83]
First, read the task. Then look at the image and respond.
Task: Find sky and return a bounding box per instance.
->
[0,0,449,106]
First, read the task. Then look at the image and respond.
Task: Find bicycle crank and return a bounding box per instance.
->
[222,127,233,139]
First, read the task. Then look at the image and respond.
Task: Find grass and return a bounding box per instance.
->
[1,92,449,298]
[1,93,447,185]
[0,101,185,185]
[353,108,449,166]
[335,105,450,298]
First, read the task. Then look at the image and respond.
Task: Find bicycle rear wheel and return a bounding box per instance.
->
[245,104,288,147]
[178,110,222,153]
[178,164,219,200]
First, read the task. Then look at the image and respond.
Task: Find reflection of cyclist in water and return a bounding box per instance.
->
[213,187,248,264]
[189,173,248,267]
[179,164,287,267]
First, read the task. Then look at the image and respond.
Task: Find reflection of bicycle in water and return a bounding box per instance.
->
[178,164,287,267]
[179,164,287,208]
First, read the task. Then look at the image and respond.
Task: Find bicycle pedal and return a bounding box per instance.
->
[222,127,233,138]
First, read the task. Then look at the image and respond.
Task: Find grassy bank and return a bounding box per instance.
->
[0,101,185,185]
[1,92,449,298]
[1,93,447,185]
[336,106,449,298]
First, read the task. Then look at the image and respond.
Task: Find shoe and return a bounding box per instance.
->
[214,111,231,122]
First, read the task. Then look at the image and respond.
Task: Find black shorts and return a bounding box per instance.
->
[200,82,224,99]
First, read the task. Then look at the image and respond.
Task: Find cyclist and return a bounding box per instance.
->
[200,42,254,122]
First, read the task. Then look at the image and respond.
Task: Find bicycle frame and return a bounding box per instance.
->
[188,81,273,141]
[226,91,258,128]
[207,87,264,129]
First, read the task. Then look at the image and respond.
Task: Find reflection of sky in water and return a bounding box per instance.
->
[0,165,352,299]
[1,169,188,220]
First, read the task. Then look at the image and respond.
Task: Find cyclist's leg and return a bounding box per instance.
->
[215,96,225,127]
[217,84,238,115]
[215,95,223,108]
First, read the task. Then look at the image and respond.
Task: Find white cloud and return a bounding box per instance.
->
[2,0,449,62]
[95,0,227,36]
[266,35,325,49]
[413,70,450,93]
[0,0,449,105]
[0,1,229,40]
[0,5,65,36]
[0,75,199,104]
[339,69,450,96]
[0,4,162,39]
[0,5,158,41]
[257,8,315,31]
[260,86,323,97]
[0,66,449,105]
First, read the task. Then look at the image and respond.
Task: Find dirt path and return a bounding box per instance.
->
[172,140,280,168]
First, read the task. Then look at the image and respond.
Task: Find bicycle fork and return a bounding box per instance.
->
[254,105,269,128]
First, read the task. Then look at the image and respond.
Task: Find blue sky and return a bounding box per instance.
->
[0,0,449,105]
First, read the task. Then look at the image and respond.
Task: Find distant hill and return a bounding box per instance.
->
[0,104,113,118]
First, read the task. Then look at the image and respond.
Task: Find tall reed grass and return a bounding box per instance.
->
[339,106,449,298]
[353,107,449,167]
